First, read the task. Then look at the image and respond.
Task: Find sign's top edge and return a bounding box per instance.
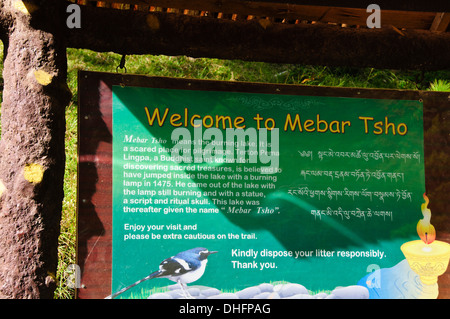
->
[78,70,434,102]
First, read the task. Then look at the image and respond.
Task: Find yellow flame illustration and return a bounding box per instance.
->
[416,194,436,244]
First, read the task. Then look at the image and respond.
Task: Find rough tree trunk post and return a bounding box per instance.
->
[0,1,70,298]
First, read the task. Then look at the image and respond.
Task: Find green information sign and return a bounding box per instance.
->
[110,82,424,298]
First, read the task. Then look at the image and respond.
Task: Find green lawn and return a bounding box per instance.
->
[0,46,449,298]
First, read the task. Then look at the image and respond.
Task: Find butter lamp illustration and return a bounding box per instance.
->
[106,247,217,299]
[401,194,450,288]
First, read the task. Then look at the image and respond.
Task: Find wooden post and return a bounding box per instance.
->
[0,1,71,298]
[430,13,450,32]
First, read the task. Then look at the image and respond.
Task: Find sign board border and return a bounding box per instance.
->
[76,70,447,299]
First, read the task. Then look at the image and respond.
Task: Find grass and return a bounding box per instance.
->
[119,285,170,299]
[430,79,450,92]
[0,46,449,298]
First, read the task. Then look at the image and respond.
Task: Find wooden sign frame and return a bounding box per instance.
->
[76,70,449,299]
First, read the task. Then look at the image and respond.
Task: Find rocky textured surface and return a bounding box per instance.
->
[148,282,369,299]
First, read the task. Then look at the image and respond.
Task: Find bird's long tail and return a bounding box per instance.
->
[105,270,161,299]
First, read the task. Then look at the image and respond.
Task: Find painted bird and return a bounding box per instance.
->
[105,247,217,299]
